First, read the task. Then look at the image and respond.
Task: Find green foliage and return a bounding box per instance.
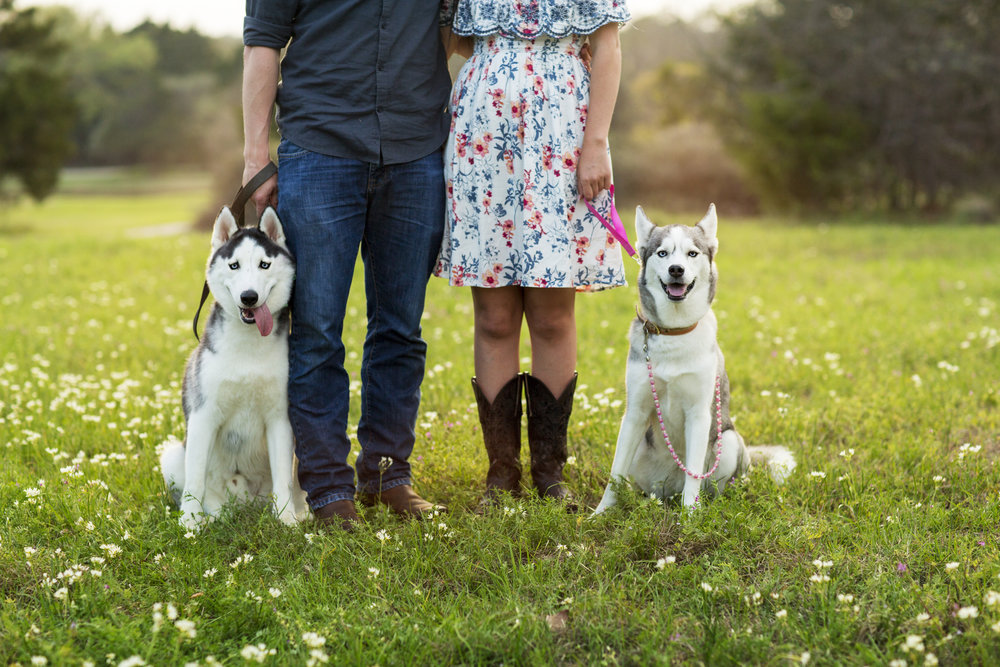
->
[709,0,1000,214]
[43,7,243,169]
[0,0,76,201]
[2,177,1000,663]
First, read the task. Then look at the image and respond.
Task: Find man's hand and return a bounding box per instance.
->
[243,162,278,213]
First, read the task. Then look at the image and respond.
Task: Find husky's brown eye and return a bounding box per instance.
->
[259,261,271,269]
[229,261,239,270]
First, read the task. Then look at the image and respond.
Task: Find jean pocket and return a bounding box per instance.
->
[277,139,310,162]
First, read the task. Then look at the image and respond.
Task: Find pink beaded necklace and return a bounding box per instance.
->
[643,330,724,481]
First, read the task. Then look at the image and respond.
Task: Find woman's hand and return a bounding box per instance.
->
[577,140,611,201]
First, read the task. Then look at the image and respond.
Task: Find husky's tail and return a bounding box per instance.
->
[159,436,186,506]
[747,445,796,485]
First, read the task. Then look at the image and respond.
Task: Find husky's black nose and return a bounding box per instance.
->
[668,265,685,278]
[240,290,258,306]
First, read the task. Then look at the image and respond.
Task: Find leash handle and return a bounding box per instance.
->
[584,185,641,266]
[231,161,278,227]
[192,162,278,341]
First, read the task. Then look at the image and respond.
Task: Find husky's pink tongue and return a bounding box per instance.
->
[667,283,688,298]
[253,304,273,336]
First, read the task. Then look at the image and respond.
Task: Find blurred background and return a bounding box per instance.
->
[2,0,998,224]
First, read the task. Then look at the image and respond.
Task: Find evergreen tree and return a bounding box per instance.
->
[0,0,75,201]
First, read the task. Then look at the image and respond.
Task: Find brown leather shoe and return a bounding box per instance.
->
[313,499,359,531]
[358,485,444,519]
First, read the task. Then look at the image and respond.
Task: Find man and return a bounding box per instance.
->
[242,1,452,529]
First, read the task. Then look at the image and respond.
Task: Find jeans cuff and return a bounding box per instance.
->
[310,491,357,512]
[357,476,411,495]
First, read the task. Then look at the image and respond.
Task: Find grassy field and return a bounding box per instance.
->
[2,175,999,666]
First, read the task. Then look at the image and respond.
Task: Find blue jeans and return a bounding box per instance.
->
[276,140,444,511]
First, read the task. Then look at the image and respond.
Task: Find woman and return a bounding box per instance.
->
[436,0,629,506]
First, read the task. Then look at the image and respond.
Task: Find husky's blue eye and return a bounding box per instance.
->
[657,250,668,258]
[259,261,271,269]
[688,250,699,258]
[229,261,239,270]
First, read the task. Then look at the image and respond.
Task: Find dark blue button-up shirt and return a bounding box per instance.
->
[244,1,451,165]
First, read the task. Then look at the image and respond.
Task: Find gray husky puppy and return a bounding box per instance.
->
[594,205,794,513]
[160,207,306,530]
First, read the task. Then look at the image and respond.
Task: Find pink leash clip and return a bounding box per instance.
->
[584,185,641,266]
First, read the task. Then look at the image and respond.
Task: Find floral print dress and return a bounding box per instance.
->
[433,0,631,290]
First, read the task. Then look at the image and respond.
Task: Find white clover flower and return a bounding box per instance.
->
[302,632,326,648]
[375,529,391,543]
[31,657,48,666]
[984,590,1000,607]
[776,609,788,619]
[888,660,906,667]
[656,556,676,570]
[239,644,274,663]
[99,544,122,558]
[902,634,925,652]
[701,582,713,592]
[174,619,197,639]
[307,648,329,667]
[915,613,931,623]
[203,568,217,579]
[957,605,978,619]
[53,587,69,600]
[945,562,959,571]
[269,588,281,598]
[924,653,938,666]
[368,567,380,579]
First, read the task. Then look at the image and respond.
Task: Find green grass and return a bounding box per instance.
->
[2,175,1000,665]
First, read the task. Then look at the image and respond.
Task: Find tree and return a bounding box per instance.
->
[708,0,1000,213]
[0,0,75,201]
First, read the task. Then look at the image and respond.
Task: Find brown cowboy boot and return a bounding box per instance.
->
[523,372,577,509]
[472,375,523,505]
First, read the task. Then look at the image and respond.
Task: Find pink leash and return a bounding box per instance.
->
[584,185,641,266]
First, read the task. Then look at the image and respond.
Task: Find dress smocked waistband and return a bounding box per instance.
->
[474,34,583,57]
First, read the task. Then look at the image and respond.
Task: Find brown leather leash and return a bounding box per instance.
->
[192,162,278,341]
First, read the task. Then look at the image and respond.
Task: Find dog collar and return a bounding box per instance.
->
[636,306,698,336]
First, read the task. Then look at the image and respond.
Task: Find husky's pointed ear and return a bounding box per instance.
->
[258,207,285,245]
[635,205,656,254]
[211,207,239,250]
[696,203,719,254]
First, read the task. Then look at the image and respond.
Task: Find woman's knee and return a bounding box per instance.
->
[474,297,522,341]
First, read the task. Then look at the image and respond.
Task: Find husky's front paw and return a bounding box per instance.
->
[591,488,617,516]
[275,506,302,526]
[178,502,209,531]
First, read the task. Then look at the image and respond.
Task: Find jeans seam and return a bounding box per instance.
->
[361,171,381,467]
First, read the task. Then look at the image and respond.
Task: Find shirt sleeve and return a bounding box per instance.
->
[244,0,297,49]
